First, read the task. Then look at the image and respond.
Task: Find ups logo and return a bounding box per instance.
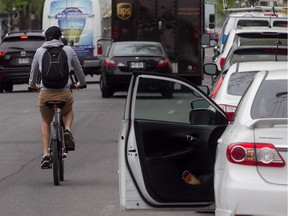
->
[117,3,132,20]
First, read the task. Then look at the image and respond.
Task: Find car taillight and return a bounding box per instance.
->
[20,36,28,39]
[227,143,285,167]
[104,59,116,67]
[97,44,103,55]
[0,50,7,57]
[219,104,236,121]
[219,58,226,70]
[157,59,170,68]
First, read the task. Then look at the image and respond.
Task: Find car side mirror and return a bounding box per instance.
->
[191,98,211,109]
[197,85,210,95]
[201,33,211,48]
[189,109,216,125]
[203,63,219,76]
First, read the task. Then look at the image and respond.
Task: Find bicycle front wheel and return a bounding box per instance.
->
[52,139,60,186]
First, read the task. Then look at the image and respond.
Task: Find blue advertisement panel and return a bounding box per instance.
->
[49,0,93,57]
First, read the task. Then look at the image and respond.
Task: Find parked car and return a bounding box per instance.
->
[215,9,288,59]
[0,30,45,92]
[205,61,288,121]
[214,27,288,70]
[214,69,287,216]
[100,41,172,98]
[222,44,288,73]
[118,71,287,216]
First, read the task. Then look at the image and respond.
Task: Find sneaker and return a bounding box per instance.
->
[41,155,51,169]
[64,129,75,151]
[62,149,68,159]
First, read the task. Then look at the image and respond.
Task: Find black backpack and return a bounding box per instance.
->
[41,45,69,88]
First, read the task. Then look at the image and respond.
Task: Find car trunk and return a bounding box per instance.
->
[113,56,164,72]
[254,123,288,185]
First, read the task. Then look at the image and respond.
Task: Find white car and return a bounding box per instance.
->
[215,9,287,58]
[118,71,287,215]
[212,61,288,121]
[214,69,287,216]
[214,27,288,71]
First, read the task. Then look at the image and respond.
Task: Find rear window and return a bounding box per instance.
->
[273,20,288,27]
[251,80,287,118]
[0,36,45,50]
[236,33,288,46]
[111,43,164,57]
[227,71,257,96]
[237,20,269,27]
[230,49,288,64]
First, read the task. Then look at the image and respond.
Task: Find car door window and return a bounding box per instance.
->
[134,77,217,125]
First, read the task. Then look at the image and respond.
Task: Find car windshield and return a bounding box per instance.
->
[251,80,288,118]
[112,44,163,57]
[227,71,257,96]
[237,19,269,27]
[0,37,45,50]
[273,20,288,27]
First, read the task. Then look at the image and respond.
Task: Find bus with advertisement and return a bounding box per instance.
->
[42,0,111,76]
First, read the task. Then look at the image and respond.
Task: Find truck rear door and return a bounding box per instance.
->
[112,0,204,83]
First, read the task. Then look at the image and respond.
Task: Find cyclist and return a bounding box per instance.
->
[29,26,86,169]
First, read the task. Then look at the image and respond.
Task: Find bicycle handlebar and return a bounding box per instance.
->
[70,84,87,89]
[28,86,39,92]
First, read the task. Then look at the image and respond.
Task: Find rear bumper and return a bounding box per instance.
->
[215,168,288,216]
[79,57,102,75]
[0,68,30,84]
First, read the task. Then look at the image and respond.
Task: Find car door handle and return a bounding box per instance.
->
[186,135,199,143]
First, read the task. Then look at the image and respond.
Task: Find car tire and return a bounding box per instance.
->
[0,84,4,93]
[4,82,13,92]
[100,76,114,98]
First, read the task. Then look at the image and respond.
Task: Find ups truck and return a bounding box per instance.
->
[111,0,209,84]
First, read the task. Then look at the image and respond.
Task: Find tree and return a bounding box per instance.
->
[0,0,45,30]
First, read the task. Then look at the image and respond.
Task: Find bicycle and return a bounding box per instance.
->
[45,82,87,186]
[29,74,86,185]
[45,100,66,185]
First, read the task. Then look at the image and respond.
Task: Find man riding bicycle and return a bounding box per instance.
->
[29,26,86,169]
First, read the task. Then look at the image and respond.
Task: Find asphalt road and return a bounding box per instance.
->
[0,49,215,216]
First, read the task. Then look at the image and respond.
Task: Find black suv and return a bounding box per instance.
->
[0,30,45,92]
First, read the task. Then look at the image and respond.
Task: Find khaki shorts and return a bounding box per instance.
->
[38,91,74,123]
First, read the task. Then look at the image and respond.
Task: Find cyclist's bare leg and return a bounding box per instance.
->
[41,120,51,156]
[63,110,74,131]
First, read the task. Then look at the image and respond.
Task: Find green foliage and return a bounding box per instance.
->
[0,0,28,13]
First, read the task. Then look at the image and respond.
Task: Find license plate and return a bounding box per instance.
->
[131,62,144,69]
[18,58,29,64]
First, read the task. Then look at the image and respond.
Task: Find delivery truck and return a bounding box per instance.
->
[111,0,212,84]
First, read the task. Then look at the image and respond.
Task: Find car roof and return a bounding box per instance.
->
[234,26,288,34]
[264,69,288,80]
[227,11,288,18]
[112,41,161,46]
[4,30,45,38]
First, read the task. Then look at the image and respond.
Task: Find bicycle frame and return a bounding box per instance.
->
[47,101,66,186]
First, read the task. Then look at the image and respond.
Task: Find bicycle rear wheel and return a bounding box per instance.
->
[52,139,60,186]
[59,122,65,181]
[59,148,64,181]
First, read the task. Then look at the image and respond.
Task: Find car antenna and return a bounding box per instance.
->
[275,40,282,61]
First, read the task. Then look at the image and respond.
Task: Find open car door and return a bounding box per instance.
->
[118,73,228,210]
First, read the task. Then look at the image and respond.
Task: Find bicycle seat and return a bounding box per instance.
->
[45,100,66,109]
